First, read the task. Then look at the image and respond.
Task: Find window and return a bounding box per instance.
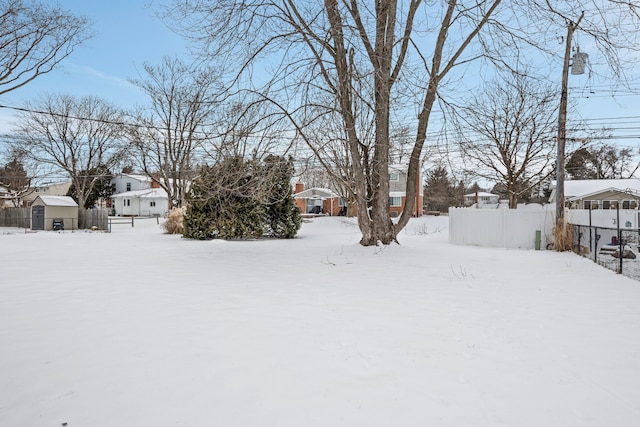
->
[126,182,131,191]
[123,199,130,207]
[583,200,591,209]
[623,200,630,209]
[603,200,611,210]
[389,196,402,207]
[389,173,400,181]
[150,201,156,207]
[338,198,346,207]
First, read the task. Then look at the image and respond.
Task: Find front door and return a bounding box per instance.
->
[32,205,45,230]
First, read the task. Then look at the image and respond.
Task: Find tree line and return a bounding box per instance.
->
[2,0,640,245]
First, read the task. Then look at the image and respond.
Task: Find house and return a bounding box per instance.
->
[293,164,423,217]
[30,195,78,231]
[111,174,153,194]
[389,164,423,217]
[110,188,169,217]
[21,181,72,207]
[463,191,500,207]
[549,178,640,209]
[109,174,170,216]
[293,185,344,216]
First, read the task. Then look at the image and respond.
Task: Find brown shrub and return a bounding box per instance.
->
[162,207,186,234]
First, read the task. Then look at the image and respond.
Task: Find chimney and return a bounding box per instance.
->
[151,174,161,189]
[295,182,304,194]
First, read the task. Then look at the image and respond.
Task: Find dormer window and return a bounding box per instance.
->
[126,182,131,191]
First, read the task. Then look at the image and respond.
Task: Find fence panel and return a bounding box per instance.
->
[79,208,109,230]
[0,207,30,228]
[449,207,555,249]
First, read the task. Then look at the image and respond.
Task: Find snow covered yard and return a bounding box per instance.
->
[1,216,640,426]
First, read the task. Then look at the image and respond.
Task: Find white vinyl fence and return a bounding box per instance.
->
[449,206,640,250]
[449,206,556,249]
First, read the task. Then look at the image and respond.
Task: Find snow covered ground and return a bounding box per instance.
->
[1,216,640,426]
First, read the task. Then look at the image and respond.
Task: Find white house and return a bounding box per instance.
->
[463,191,500,207]
[111,174,153,194]
[110,188,169,217]
[549,178,640,208]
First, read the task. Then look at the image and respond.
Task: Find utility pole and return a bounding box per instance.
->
[555,12,584,250]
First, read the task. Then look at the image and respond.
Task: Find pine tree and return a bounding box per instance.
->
[262,155,302,238]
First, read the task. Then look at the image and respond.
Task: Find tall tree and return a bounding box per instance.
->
[128,57,223,208]
[423,166,454,213]
[162,1,640,244]
[9,94,127,209]
[66,165,115,209]
[567,144,639,180]
[453,73,558,208]
[162,0,505,245]
[0,156,30,207]
[0,0,92,95]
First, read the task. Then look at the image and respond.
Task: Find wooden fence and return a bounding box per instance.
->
[0,207,109,230]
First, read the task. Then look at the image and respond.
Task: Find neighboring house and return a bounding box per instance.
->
[463,192,500,207]
[294,185,344,216]
[293,165,423,217]
[0,185,11,208]
[110,188,169,217]
[111,174,153,194]
[389,164,423,217]
[549,178,640,209]
[109,173,170,216]
[21,181,72,207]
[30,195,78,231]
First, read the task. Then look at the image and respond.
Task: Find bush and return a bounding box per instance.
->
[162,207,186,234]
[183,155,301,240]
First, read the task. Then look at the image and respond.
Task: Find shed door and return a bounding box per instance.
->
[32,205,45,230]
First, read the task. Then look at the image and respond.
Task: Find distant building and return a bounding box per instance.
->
[463,191,500,207]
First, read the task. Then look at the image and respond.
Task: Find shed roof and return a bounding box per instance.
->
[36,195,78,207]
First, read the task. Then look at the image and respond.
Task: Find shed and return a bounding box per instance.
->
[31,195,79,231]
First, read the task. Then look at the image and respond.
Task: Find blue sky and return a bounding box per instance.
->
[0,0,185,131]
[0,1,638,152]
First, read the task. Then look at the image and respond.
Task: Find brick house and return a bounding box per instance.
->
[294,165,423,217]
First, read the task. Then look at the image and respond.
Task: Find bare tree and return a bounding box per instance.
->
[128,57,223,207]
[162,1,510,245]
[0,0,92,96]
[453,73,558,208]
[161,1,640,245]
[8,94,127,209]
[567,144,640,180]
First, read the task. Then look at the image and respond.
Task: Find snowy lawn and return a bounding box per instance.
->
[1,216,640,426]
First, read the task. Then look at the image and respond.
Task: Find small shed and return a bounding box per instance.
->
[31,195,79,231]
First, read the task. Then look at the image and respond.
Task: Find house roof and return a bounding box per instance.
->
[464,192,498,198]
[551,179,640,199]
[567,187,640,202]
[111,188,168,199]
[294,188,338,199]
[36,195,78,207]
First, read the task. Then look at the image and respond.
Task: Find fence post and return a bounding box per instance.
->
[617,204,622,274]
[594,227,599,264]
